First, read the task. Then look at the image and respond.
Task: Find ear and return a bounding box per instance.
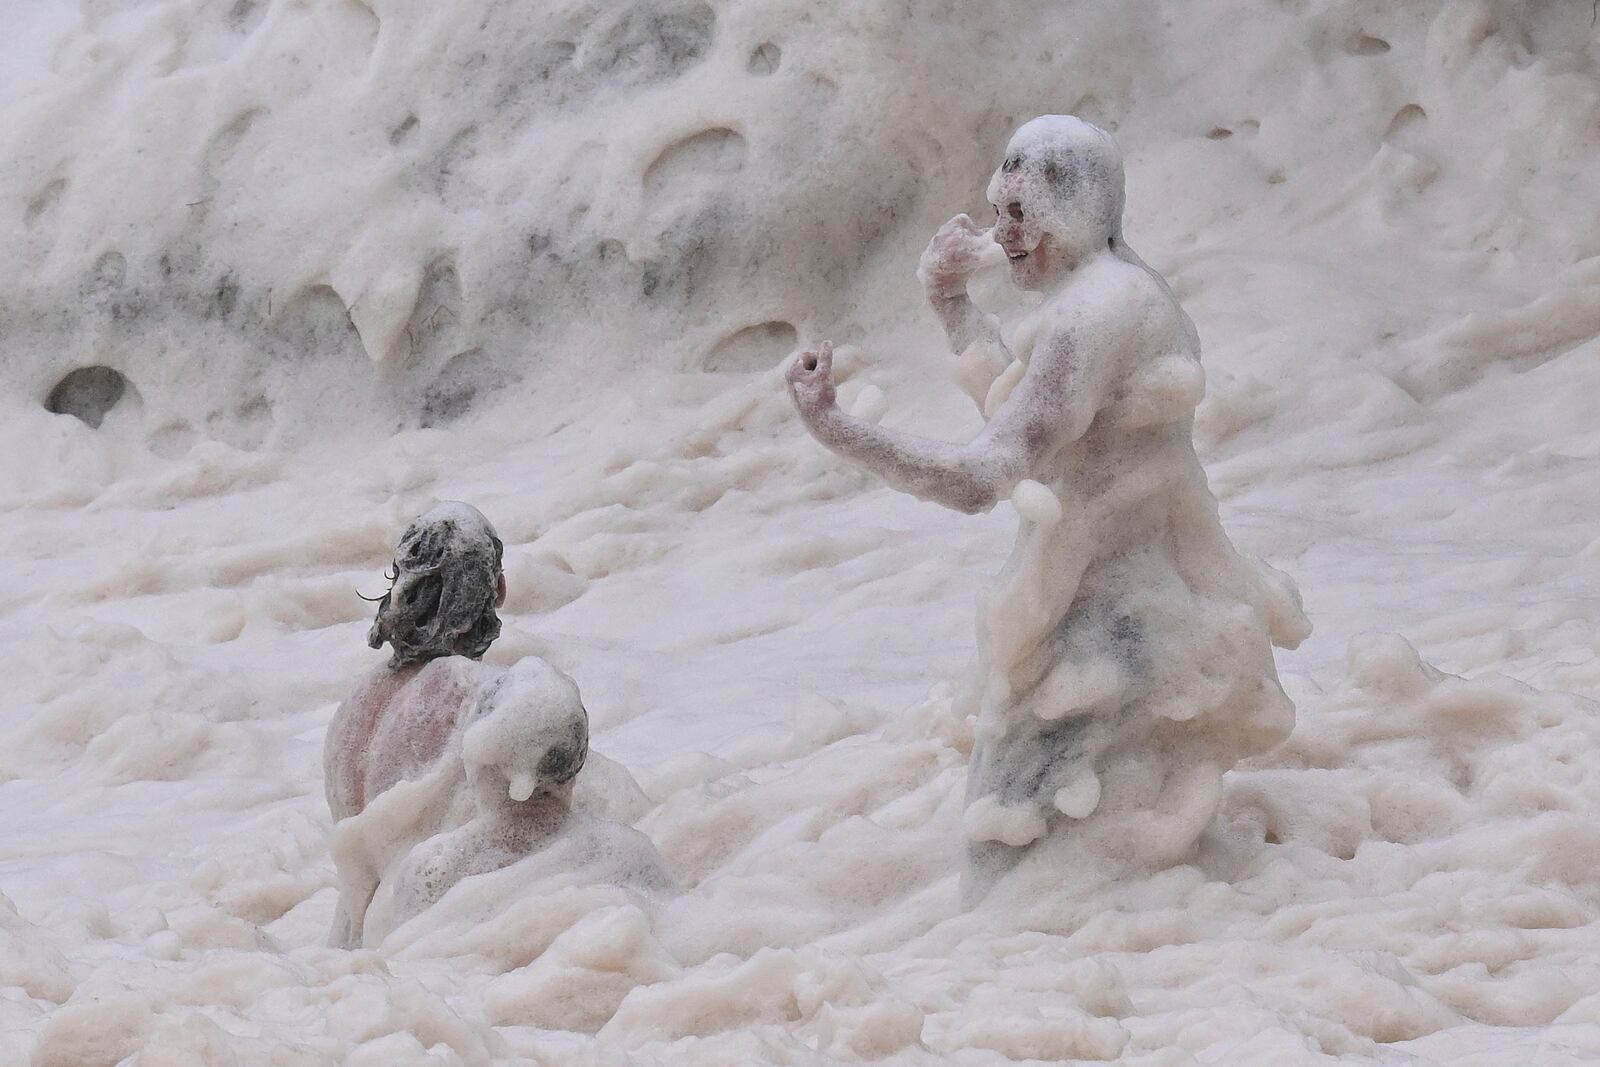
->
[494,572,507,607]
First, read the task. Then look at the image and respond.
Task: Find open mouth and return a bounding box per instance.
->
[1006,250,1029,261]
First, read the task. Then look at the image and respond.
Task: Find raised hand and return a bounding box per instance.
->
[917,213,993,298]
[786,340,837,425]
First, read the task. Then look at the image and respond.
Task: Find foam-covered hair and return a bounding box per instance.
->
[367,502,504,666]
[987,115,1126,247]
[463,658,589,802]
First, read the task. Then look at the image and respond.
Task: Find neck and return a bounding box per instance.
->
[383,659,426,682]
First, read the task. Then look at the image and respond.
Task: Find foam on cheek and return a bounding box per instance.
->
[985,173,1042,251]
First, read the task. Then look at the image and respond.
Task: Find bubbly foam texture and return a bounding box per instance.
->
[4,1,1600,1064]
[902,118,1308,901]
[988,115,1127,255]
[462,658,589,797]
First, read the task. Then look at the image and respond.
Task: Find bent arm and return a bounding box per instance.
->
[933,293,1015,411]
[803,330,1098,514]
[327,815,384,948]
[804,410,1018,514]
[930,290,1007,361]
[387,836,456,931]
[918,214,1013,407]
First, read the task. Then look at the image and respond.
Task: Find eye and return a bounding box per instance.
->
[1007,202,1024,221]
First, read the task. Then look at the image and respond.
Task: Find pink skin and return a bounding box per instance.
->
[324,659,474,821]
[919,181,1066,299]
[324,573,508,822]
[324,573,514,948]
[990,192,1061,292]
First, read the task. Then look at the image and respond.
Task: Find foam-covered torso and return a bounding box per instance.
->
[959,251,1309,879]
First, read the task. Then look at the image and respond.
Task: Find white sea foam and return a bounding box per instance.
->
[3,1,1600,1064]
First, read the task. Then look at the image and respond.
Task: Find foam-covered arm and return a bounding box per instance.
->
[801,407,1019,513]
[327,881,376,949]
[789,332,1098,514]
[934,295,1014,411]
[918,214,1013,406]
[929,290,1007,361]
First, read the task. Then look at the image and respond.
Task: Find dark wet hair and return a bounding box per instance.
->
[367,502,504,666]
[537,730,588,789]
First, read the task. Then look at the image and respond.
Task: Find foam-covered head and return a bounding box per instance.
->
[463,659,589,804]
[368,502,505,666]
[987,115,1125,289]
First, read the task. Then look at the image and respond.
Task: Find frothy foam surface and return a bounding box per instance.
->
[4,2,1600,1064]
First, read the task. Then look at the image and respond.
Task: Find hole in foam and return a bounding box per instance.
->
[46,366,129,428]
